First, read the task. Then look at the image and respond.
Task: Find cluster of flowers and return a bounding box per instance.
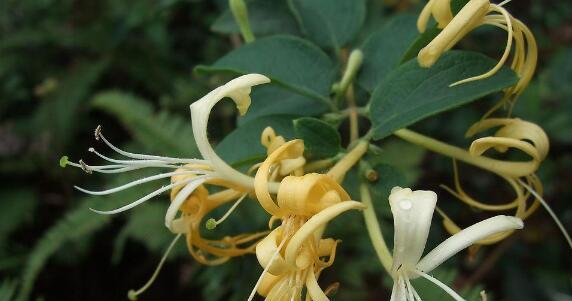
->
[61,0,571,300]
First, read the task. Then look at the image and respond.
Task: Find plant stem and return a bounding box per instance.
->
[327,140,368,182]
[360,183,393,273]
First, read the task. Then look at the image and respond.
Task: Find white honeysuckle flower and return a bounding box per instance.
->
[388,187,524,301]
[61,74,273,232]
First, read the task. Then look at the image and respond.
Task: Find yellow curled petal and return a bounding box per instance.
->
[306,269,329,301]
[284,201,365,268]
[437,175,528,245]
[255,140,305,216]
[277,173,350,216]
[257,272,281,297]
[256,226,294,275]
[441,160,518,211]
[470,137,541,173]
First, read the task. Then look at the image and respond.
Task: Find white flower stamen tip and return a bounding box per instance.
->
[94,125,102,140]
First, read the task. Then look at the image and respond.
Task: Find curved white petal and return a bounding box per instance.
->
[389,187,437,274]
[165,176,209,231]
[416,215,523,273]
[190,74,271,190]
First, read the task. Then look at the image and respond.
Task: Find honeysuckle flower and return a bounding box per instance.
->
[417,0,537,115]
[438,118,548,244]
[394,118,548,245]
[249,140,365,300]
[387,187,524,301]
[61,74,275,215]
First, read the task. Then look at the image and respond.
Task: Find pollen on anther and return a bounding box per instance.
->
[79,160,93,174]
[94,125,102,140]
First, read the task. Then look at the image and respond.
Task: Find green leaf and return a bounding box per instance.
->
[358,14,420,92]
[369,51,519,139]
[293,117,341,159]
[92,91,199,157]
[288,0,366,49]
[211,0,300,36]
[216,115,296,165]
[238,84,329,125]
[195,35,336,104]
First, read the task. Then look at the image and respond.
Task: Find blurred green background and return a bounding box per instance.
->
[0,0,570,300]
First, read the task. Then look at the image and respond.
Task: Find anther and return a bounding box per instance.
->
[94,125,102,140]
[79,160,93,174]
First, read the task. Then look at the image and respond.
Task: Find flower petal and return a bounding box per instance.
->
[190,74,270,190]
[417,215,523,273]
[389,187,437,274]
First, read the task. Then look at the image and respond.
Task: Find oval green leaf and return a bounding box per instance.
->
[195,35,336,105]
[369,50,519,140]
[293,117,341,159]
[358,14,420,92]
[288,0,366,49]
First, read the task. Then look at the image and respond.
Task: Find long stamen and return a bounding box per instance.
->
[206,193,248,230]
[127,234,182,300]
[247,237,287,301]
[413,270,466,301]
[518,179,572,250]
[498,0,513,7]
[65,159,181,174]
[90,176,207,215]
[74,170,207,196]
[88,147,185,166]
[96,126,206,164]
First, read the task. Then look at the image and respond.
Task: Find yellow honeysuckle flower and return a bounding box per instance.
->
[417,0,537,115]
[438,118,548,244]
[249,140,365,300]
[393,117,556,246]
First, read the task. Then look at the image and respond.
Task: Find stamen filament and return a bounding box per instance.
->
[97,128,206,164]
[413,269,466,301]
[88,147,192,166]
[206,193,248,230]
[518,179,572,250]
[90,176,208,215]
[128,234,182,300]
[248,237,287,301]
[74,170,207,196]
